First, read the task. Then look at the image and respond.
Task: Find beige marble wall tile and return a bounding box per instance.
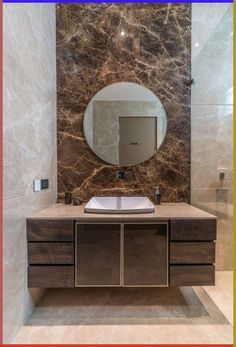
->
[3,3,57,343]
[191,4,232,61]
[191,20,232,61]
[192,5,233,105]
[191,4,233,271]
[3,4,57,200]
[192,4,232,23]
[191,105,233,189]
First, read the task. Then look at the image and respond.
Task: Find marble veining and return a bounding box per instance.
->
[3,3,57,343]
[191,4,233,270]
[56,4,191,203]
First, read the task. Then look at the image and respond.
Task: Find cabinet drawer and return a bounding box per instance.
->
[27,219,74,241]
[28,242,74,265]
[170,242,215,264]
[170,219,216,241]
[170,265,215,286]
[28,266,74,287]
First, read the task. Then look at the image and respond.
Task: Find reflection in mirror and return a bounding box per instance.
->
[83,82,167,166]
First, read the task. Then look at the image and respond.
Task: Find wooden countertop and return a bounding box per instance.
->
[28,203,216,221]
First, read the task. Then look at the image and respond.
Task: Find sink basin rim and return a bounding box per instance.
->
[84,196,155,214]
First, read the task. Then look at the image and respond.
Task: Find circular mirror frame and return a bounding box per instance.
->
[83,82,167,166]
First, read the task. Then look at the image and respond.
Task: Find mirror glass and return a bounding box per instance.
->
[83,82,167,166]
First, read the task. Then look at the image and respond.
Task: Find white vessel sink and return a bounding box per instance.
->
[84,197,155,214]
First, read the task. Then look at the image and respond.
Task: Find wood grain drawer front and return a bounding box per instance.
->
[170,242,215,264]
[170,219,216,241]
[170,265,215,286]
[28,242,74,265]
[28,266,74,287]
[27,219,74,241]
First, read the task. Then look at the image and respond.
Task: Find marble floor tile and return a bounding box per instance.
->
[12,271,233,344]
[203,271,233,325]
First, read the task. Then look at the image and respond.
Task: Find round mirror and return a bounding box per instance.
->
[83,82,167,166]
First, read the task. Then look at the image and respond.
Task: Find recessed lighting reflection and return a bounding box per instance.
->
[120,30,126,37]
[195,42,199,48]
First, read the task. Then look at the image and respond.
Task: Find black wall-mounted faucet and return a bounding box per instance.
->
[116,170,133,180]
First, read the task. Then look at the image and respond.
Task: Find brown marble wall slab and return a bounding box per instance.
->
[56,4,191,203]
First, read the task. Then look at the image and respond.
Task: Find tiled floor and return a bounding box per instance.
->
[13,271,233,344]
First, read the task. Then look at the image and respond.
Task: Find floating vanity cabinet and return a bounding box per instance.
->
[75,224,120,286]
[27,219,75,287]
[27,204,217,288]
[169,219,216,286]
[124,223,168,286]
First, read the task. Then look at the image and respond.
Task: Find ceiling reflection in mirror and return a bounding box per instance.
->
[83,82,167,166]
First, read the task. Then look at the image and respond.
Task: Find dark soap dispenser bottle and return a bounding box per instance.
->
[154,186,162,205]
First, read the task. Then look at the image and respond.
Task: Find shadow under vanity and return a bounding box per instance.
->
[27,203,216,288]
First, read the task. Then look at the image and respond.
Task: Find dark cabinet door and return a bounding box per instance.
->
[76,224,120,286]
[124,223,168,286]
